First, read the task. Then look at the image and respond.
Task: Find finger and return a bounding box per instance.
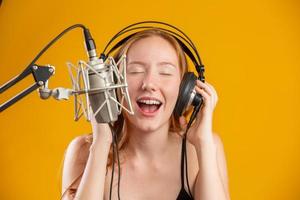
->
[90,112,97,124]
[196,80,213,96]
[206,82,218,106]
[197,81,218,107]
[206,82,217,99]
[179,116,187,130]
[195,87,211,105]
[203,82,215,106]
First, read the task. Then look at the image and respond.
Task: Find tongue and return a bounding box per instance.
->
[139,104,160,113]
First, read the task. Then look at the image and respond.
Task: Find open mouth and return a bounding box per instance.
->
[136,98,162,113]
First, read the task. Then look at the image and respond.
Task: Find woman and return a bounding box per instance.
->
[61,29,230,200]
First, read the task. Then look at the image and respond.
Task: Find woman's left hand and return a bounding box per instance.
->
[179,80,218,146]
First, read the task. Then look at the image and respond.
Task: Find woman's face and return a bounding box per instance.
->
[124,36,181,133]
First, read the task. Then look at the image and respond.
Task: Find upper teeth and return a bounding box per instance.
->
[138,99,161,105]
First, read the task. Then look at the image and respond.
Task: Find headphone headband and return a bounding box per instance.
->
[100,21,205,81]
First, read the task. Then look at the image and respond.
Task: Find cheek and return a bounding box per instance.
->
[126,76,142,96]
[163,77,181,106]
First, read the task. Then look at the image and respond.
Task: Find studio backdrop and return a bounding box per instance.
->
[0,0,299,200]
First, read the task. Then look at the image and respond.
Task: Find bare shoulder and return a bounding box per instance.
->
[213,132,230,197]
[61,134,92,196]
[195,132,230,198]
[64,134,93,168]
[64,135,92,164]
[211,133,228,172]
[185,133,228,187]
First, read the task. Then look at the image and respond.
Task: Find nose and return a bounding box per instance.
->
[141,70,158,92]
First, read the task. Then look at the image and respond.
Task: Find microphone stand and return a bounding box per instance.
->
[0,64,55,112]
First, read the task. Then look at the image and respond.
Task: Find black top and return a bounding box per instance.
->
[176,138,194,200]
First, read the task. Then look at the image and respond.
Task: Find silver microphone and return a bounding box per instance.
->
[38,28,134,123]
[87,55,118,123]
[84,28,119,123]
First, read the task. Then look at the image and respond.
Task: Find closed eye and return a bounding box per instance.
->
[159,72,173,76]
[128,66,145,74]
[128,70,145,74]
[159,68,174,76]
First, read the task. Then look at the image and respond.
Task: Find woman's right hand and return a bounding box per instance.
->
[90,114,113,146]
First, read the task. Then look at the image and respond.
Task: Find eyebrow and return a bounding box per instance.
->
[157,61,177,68]
[127,61,177,68]
[127,61,147,66]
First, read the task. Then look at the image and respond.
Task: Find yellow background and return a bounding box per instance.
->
[0,0,299,199]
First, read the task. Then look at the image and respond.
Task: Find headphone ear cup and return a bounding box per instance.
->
[174,72,197,119]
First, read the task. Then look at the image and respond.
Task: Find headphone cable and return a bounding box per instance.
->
[184,104,201,197]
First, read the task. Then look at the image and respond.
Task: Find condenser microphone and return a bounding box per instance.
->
[84,29,119,123]
[37,27,134,123]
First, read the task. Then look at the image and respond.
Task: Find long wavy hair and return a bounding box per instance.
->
[61,28,191,199]
[93,28,190,166]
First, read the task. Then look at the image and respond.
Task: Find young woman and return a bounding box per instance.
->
[61,29,230,200]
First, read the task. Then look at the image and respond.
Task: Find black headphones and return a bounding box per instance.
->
[100,21,205,120]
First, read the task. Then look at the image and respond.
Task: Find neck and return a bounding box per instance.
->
[125,121,171,161]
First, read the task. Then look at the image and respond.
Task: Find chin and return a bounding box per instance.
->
[137,124,161,133]
[133,117,170,134]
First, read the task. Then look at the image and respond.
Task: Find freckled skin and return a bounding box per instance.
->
[61,33,230,200]
[124,36,181,133]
